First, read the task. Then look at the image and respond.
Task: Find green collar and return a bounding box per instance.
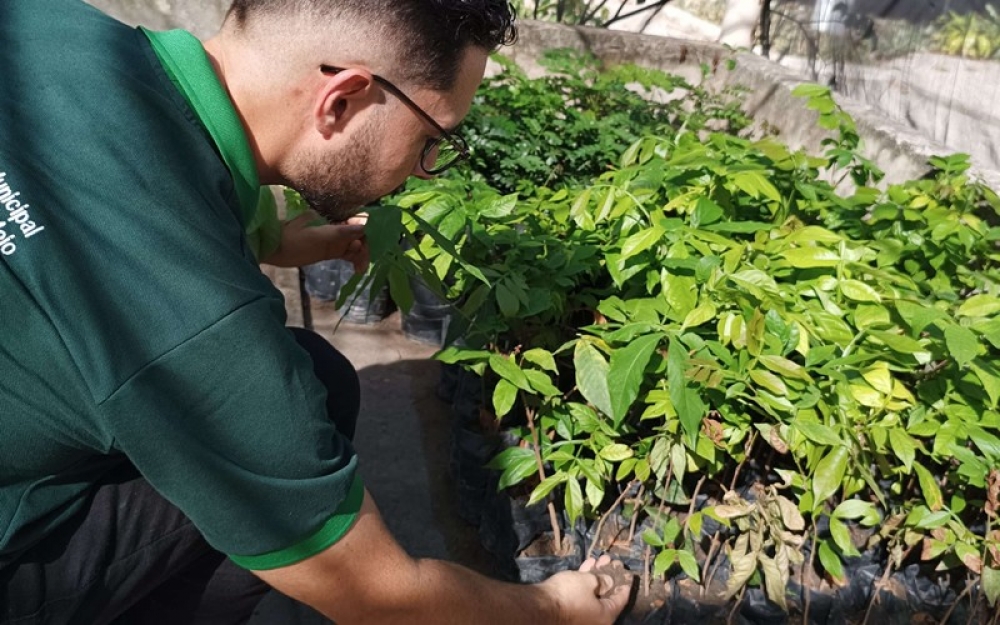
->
[141,28,259,226]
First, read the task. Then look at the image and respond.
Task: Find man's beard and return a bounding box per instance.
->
[290,119,382,223]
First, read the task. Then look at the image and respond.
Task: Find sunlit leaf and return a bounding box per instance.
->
[574,341,613,418]
[608,334,662,425]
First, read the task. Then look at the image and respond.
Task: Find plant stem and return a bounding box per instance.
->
[702,532,725,597]
[628,484,647,544]
[727,586,745,625]
[802,523,819,625]
[728,432,757,492]
[861,543,913,625]
[937,577,976,625]
[588,481,636,558]
[525,405,563,553]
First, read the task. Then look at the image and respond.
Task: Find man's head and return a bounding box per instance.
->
[207,1,517,221]
[224,0,516,91]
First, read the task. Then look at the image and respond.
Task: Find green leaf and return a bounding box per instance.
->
[759,354,812,381]
[682,303,717,330]
[523,369,561,398]
[574,340,613,418]
[818,539,846,583]
[669,336,708,446]
[407,210,488,284]
[677,550,701,582]
[983,566,1000,606]
[478,193,517,218]
[792,83,831,98]
[608,335,662,425]
[833,499,878,521]
[492,379,518,417]
[489,353,532,391]
[528,472,568,506]
[621,225,665,260]
[585,478,604,510]
[387,265,414,313]
[749,369,788,396]
[944,324,980,367]
[812,446,849,506]
[565,478,584,523]
[729,270,780,297]
[571,188,595,230]
[495,449,538,491]
[913,462,944,511]
[958,294,1000,318]
[783,246,841,268]
[888,428,917,471]
[732,171,782,202]
[971,359,1000,408]
[599,443,634,462]
[691,196,724,227]
[435,346,491,364]
[829,517,860,557]
[794,421,842,446]
[523,348,558,373]
[868,330,928,355]
[895,300,947,335]
[839,279,881,303]
[495,280,520,317]
[653,549,677,578]
[364,204,406,259]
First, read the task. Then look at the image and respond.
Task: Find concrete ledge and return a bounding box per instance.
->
[507,20,1000,192]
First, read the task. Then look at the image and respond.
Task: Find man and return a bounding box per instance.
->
[0,0,630,623]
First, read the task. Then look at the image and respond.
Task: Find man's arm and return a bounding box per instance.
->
[251,490,629,625]
[261,211,370,271]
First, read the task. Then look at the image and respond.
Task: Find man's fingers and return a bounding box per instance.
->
[594,574,614,597]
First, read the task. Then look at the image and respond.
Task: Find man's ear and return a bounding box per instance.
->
[314,69,377,138]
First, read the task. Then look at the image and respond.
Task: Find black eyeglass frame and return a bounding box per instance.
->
[319,65,470,175]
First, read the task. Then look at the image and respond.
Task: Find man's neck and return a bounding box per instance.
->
[200,36,277,184]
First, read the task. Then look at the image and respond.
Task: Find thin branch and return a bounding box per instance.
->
[588,480,637,558]
[602,0,674,28]
[802,523,819,625]
[525,404,563,553]
[937,577,976,625]
[580,0,611,26]
[627,483,647,544]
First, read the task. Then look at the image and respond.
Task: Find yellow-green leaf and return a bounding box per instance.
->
[958,294,1000,318]
[861,362,893,394]
[839,279,881,303]
[783,246,841,268]
[750,369,788,396]
[913,462,944,511]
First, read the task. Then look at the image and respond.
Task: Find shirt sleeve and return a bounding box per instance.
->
[100,296,362,568]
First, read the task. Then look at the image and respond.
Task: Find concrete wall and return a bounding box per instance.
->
[85,0,999,191]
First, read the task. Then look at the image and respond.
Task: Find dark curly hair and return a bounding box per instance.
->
[226,0,518,90]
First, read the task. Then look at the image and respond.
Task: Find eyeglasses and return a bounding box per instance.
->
[320,65,470,175]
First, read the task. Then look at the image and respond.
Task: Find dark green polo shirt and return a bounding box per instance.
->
[0,0,361,570]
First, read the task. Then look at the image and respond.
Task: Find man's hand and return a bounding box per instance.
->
[261,211,370,272]
[541,555,633,625]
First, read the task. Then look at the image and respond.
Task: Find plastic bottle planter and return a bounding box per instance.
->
[447,368,493,525]
[400,274,455,346]
[302,259,391,324]
[515,532,585,585]
[478,472,552,564]
[449,422,497,527]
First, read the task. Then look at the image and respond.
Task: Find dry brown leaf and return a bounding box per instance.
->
[986,469,1000,519]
